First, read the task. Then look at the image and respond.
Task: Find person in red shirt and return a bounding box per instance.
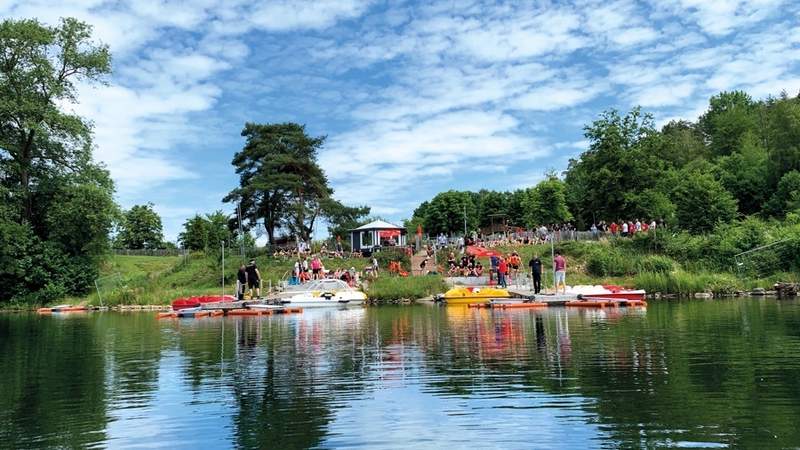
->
[554,251,567,294]
[628,221,636,236]
[498,257,508,288]
[610,221,618,237]
[642,221,649,232]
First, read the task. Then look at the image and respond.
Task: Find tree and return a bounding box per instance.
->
[178,215,208,251]
[475,190,509,228]
[764,171,800,217]
[565,107,665,226]
[523,175,572,226]
[698,91,758,157]
[716,132,768,215]
[672,171,737,233]
[623,188,676,225]
[421,190,478,235]
[0,18,116,304]
[763,93,800,187]
[323,199,370,240]
[43,168,117,257]
[225,122,333,243]
[117,204,163,249]
[658,120,709,168]
[0,18,111,222]
[205,210,231,252]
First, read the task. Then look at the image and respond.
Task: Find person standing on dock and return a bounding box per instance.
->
[529,255,542,294]
[497,257,508,288]
[237,264,248,300]
[553,251,566,294]
[246,259,262,298]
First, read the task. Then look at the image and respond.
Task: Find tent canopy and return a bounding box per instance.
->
[352,220,404,231]
[466,246,503,258]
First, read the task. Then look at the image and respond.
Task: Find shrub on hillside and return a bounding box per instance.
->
[637,255,674,273]
[586,249,635,277]
[373,247,411,271]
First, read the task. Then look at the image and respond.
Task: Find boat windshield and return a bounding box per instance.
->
[305,279,351,291]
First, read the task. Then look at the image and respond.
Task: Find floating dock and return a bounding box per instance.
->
[158,303,303,319]
[466,296,646,309]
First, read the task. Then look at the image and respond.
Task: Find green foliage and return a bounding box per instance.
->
[179,215,209,251]
[0,17,115,304]
[623,189,675,224]
[765,170,800,217]
[698,91,758,157]
[672,170,737,233]
[373,247,411,271]
[764,93,800,187]
[225,122,338,243]
[116,203,164,249]
[716,132,769,215]
[44,174,117,257]
[586,249,634,277]
[417,190,478,235]
[0,17,111,222]
[637,255,674,273]
[323,200,370,240]
[522,174,572,226]
[565,107,665,227]
[657,120,709,167]
[365,275,447,302]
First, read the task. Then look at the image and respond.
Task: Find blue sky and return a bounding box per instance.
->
[4,1,800,241]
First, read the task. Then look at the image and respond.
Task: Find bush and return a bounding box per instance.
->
[366,275,446,302]
[586,249,635,277]
[637,255,674,273]
[373,247,411,271]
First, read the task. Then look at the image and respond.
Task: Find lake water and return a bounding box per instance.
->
[2,299,800,449]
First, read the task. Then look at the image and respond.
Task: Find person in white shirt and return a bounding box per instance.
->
[635,220,642,232]
[621,222,629,237]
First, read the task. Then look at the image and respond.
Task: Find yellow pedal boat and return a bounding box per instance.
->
[437,286,511,305]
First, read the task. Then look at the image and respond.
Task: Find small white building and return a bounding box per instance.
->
[350,220,407,252]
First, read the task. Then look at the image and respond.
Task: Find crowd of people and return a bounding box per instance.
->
[289,254,377,286]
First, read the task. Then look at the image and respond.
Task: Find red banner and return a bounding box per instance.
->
[379,230,401,238]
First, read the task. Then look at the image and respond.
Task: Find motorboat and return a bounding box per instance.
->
[435,286,511,305]
[272,279,367,307]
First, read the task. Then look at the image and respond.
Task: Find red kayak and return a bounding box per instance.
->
[171,295,236,311]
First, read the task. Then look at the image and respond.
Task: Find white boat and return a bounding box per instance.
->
[273,279,367,307]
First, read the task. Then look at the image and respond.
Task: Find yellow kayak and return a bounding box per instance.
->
[439,286,510,304]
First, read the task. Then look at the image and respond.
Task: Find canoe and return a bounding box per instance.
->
[569,285,646,301]
[438,286,510,305]
[37,305,88,314]
[172,295,237,311]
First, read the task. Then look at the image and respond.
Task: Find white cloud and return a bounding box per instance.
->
[3,0,799,236]
[660,0,785,36]
[512,78,607,111]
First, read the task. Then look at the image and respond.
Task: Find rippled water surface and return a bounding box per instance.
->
[2,299,800,449]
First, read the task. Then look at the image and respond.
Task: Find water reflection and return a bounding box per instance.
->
[1,299,799,448]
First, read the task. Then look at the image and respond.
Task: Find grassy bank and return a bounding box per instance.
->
[365,275,447,302]
[81,252,374,307]
[53,229,800,308]
[485,238,795,295]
